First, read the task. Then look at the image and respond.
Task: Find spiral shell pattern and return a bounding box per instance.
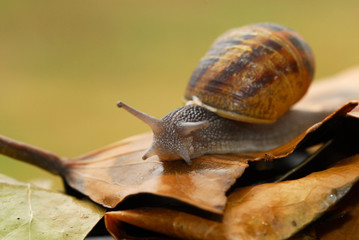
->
[184,23,315,123]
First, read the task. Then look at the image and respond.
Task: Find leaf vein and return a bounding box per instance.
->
[27,183,34,240]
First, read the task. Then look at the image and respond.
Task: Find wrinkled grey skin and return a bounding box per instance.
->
[144,104,329,164]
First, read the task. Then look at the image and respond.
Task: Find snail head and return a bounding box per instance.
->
[117,102,209,165]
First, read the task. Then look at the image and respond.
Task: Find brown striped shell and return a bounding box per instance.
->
[184,23,315,124]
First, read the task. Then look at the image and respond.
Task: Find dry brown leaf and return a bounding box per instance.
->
[223,155,359,240]
[104,154,359,240]
[290,183,359,240]
[295,66,359,112]
[105,208,224,240]
[64,133,248,212]
[230,101,357,162]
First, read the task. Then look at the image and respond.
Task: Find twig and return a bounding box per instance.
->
[0,135,65,175]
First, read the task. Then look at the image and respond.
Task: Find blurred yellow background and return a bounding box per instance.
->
[1,0,359,189]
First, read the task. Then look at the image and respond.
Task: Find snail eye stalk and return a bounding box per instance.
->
[117,101,163,135]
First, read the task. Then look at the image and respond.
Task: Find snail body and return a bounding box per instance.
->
[118,23,317,164]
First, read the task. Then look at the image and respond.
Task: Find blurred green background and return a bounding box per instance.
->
[1,0,359,189]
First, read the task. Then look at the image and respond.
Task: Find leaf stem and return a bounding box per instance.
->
[0,135,65,176]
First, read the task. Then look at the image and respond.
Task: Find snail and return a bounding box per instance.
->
[117,23,322,165]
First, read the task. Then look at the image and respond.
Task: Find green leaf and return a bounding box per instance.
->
[0,174,105,240]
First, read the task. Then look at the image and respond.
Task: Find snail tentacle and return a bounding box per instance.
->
[178,121,209,136]
[117,101,163,134]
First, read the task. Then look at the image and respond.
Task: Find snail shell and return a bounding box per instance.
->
[185,23,314,123]
[118,23,319,164]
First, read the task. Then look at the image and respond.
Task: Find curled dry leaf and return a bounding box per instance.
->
[295,66,359,112]
[0,174,105,240]
[231,101,357,161]
[64,134,248,213]
[105,208,224,240]
[289,183,359,240]
[105,154,359,240]
[223,155,359,240]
